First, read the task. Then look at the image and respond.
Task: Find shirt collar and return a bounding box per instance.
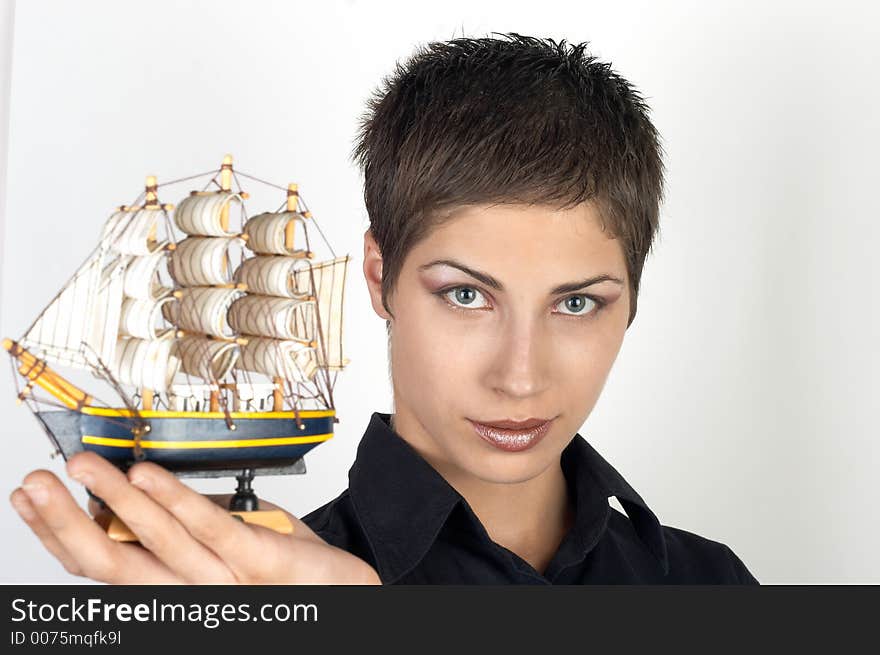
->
[349,411,669,583]
[567,430,670,576]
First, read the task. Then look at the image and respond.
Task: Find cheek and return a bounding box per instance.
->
[550,325,623,393]
[391,304,476,394]
[423,319,477,383]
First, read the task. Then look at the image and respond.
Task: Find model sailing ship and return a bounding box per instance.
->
[3,154,350,537]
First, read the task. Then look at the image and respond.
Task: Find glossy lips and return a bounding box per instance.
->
[468,417,554,452]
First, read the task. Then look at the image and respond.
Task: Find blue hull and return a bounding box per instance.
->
[36,407,335,473]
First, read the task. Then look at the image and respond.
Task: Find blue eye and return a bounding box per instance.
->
[443,286,490,309]
[434,286,607,318]
[556,294,600,316]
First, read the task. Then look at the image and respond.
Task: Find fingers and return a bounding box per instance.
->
[9,487,83,576]
[11,468,179,584]
[123,462,261,579]
[117,471,326,583]
[15,468,122,580]
[66,452,237,584]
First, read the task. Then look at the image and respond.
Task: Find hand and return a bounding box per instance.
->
[9,452,381,585]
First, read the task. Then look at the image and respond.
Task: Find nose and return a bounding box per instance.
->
[484,315,551,399]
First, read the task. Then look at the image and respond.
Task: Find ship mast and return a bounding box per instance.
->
[212,156,234,413]
[228,182,324,410]
[165,154,248,414]
[271,183,301,411]
[139,175,175,410]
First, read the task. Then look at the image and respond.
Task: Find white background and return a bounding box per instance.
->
[0,0,877,583]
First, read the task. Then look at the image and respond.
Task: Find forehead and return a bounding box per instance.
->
[411,202,624,274]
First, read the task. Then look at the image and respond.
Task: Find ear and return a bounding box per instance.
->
[362,228,392,320]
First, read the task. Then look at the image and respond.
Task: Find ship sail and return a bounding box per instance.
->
[165,189,246,387]
[107,201,181,396]
[19,245,124,371]
[18,198,176,382]
[7,156,350,418]
[230,184,350,385]
[231,205,319,384]
[294,254,350,370]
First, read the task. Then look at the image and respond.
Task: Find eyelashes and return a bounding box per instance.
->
[432,285,608,319]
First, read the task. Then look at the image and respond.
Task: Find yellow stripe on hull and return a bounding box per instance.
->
[80,407,336,420]
[82,433,333,450]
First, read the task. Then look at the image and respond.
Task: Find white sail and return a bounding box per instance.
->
[169,236,242,287]
[293,255,350,369]
[176,335,239,383]
[10,171,351,412]
[228,294,315,342]
[123,248,172,300]
[156,191,248,388]
[17,204,169,371]
[243,211,308,256]
[236,336,318,383]
[168,287,244,339]
[102,207,167,253]
[114,335,179,393]
[20,249,126,371]
[234,256,312,299]
[119,296,176,340]
[174,192,241,237]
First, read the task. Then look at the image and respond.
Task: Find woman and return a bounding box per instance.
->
[8,33,758,584]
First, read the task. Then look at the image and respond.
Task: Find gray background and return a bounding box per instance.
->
[0,0,877,583]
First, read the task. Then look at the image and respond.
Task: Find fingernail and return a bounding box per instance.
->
[70,471,94,487]
[11,495,36,521]
[21,482,48,506]
[129,475,150,492]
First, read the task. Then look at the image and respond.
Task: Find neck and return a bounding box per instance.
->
[454,459,574,574]
[390,411,575,575]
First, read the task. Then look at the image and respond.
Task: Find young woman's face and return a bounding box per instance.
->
[363,201,630,485]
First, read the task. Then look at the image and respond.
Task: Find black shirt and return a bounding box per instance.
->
[301,412,759,584]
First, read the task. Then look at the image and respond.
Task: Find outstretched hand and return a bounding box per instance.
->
[9,452,381,585]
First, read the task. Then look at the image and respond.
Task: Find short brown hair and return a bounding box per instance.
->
[351,32,666,329]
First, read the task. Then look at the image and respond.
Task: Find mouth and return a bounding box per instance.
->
[467,417,555,452]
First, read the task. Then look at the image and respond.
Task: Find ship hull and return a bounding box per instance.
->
[36,407,334,474]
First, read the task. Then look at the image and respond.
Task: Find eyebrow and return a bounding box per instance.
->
[418,258,624,295]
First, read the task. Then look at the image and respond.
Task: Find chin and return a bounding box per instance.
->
[460,436,560,485]
[465,455,551,485]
